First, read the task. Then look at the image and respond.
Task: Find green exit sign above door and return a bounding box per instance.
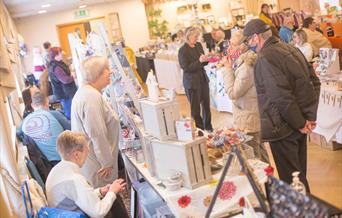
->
[74,9,89,19]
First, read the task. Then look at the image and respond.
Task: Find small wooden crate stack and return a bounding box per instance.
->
[139,99,179,140]
[151,137,212,189]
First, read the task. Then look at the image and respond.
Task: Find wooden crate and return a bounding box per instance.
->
[151,137,212,189]
[139,99,179,140]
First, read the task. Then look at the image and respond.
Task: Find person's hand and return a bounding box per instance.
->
[224,57,232,69]
[100,184,111,196]
[97,166,113,179]
[299,120,314,134]
[307,120,317,131]
[199,54,208,63]
[109,179,126,194]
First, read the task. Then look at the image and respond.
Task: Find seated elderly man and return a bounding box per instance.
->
[22,90,70,165]
[46,131,128,218]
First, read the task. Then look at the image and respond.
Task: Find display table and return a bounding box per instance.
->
[123,151,268,218]
[154,57,185,94]
[205,64,233,113]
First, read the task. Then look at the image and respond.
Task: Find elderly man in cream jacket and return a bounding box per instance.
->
[71,56,120,188]
[303,17,331,56]
[222,30,269,163]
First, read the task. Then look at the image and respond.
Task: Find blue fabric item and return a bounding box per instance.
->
[279,26,294,43]
[22,109,63,161]
[50,110,71,130]
[37,207,86,218]
[61,98,72,120]
[21,181,85,218]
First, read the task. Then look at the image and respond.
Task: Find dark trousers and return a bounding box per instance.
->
[269,132,310,192]
[104,194,130,218]
[185,82,212,131]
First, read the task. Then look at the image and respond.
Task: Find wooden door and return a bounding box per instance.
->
[57,23,86,58]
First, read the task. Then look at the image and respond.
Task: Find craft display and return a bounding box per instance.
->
[151,137,212,189]
[139,98,179,140]
[175,118,196,141]
[205,64,233,113]
[316,48,340,75]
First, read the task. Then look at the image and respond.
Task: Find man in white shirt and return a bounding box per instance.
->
[46,131,129,218]
[302,17,332,56]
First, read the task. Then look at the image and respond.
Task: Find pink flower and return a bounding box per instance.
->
[219,181,237,200]
[178,195,191,208]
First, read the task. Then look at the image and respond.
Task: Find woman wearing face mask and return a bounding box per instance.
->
[178,26,213,132]
[71,56,125,198]
[48,47,77,119]
[221,30,270,163]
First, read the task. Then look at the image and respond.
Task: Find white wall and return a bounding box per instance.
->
[15,0,149,74]
[154,0,236,32]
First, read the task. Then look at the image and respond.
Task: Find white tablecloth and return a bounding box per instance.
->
[154,58,185,94]
[124,153,268,218]
[205,64,233,113]
[314,88,342,142]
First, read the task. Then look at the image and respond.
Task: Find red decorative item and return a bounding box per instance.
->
[122,129,129,138]
[264,165,274,176]
[219,181,237,200]
[178,195,191,208]
[238,197,245,207]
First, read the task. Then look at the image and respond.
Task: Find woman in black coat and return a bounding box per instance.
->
[178,27,213,131]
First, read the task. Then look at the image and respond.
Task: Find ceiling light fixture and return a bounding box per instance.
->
[38,10,47,14]
[79,5,87,9]
[41,4,51,8]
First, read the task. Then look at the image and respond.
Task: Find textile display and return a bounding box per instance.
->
[314,88,342,142]
[266,176,328,217]
[205,64,233,113]
[165,160,268,218]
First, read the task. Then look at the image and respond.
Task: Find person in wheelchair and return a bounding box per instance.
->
[46,131,129,218]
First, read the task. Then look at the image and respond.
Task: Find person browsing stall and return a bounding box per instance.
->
[178,26,213,131]
[46,131,127,218]
[302,17,331,56]
[48,47,77,119]
[221,30,270,163]
[292,28,314,62]
[243,19,320,192]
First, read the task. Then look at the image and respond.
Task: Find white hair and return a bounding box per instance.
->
[81,56,109,84]
[185,26,200,42]
[230,30,244,45]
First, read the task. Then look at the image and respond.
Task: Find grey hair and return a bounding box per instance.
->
[259,29,272,40]
[81,56,109,84]
[185,26,200,41]
[31,90,48,107]
[57,131,89,160]
[231,30,244,45]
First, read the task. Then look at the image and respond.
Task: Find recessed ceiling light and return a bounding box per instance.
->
[38,10,47,14]
[79,5,87,9]
[41,4,51,8]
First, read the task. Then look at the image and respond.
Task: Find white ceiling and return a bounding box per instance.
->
[4,0,120,18]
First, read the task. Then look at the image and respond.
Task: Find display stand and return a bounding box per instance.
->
[205,144,270,218]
